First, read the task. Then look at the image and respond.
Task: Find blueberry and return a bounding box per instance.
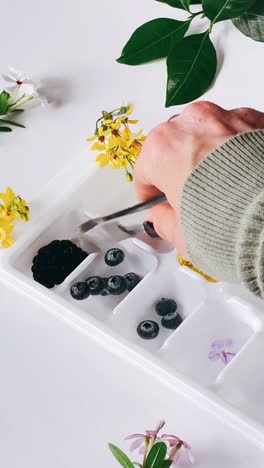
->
[161,311,183,330]
[137,320,159,340]
[70,282,90,300]
[106,275,127,295]
[124,272,141,291]
[86,276,105,295]
[104,248,125,266]
[155,298,177,316]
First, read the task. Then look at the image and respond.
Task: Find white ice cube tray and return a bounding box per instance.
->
[2,157,264,447]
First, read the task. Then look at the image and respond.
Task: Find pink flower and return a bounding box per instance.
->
[208,338,236,365]
[125,419,165,453]
[162,434,194,466]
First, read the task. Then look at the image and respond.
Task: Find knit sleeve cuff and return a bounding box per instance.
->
[180,130,264,296]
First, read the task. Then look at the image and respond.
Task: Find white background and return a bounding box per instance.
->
[1,1,264,467]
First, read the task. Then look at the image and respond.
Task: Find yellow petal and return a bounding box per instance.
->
[86,135,97,142]
[90,142,106,151]
[1,235,15,248]
[126,104,134,116]
[96,153,109,167]
[128,119,138,124]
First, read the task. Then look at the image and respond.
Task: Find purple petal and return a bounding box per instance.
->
[211,339,225,349]
[130,437,144,452]
[220,353,228,365]
[208,350,220,361]
[225,352,236,364]
[224,338,234,349]
[125,433,145,440]
[156,419,166,433]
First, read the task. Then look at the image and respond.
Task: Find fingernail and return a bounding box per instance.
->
[143,221,161,239]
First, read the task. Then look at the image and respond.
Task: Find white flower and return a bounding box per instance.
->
[2,67,47,108]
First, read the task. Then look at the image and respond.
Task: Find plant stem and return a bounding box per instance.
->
[142,438,150,468]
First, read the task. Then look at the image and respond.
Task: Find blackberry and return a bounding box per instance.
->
[32,239,88,288]
[104,248,124,266]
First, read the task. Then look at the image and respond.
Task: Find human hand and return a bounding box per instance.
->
[134,101,264,258]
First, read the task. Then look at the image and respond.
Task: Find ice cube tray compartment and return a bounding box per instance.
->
[215,335,264,425]
[57,239,158,322]
[161,296,256,387]
[111,255,207,351]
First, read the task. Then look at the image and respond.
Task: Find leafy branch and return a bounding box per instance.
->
[117,0,263,107]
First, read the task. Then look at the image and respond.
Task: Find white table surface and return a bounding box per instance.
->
[1,1,264,467]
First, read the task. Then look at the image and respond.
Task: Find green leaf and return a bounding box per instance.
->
[166,32,217,107]
[0,91,11,115]
[108,444,135,468]
[156,0,203,8]
[203,0,256,23]
[0,126,12,132]
[146,442,168,468]
[156,0,191,11]
[232,0,264,41]
[0,119,25,128]
[161,461,172,468]
[117,18,190,65]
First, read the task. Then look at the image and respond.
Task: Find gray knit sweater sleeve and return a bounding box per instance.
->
[180,130,264,297]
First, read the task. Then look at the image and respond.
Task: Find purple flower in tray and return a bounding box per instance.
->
[208,338,236,365]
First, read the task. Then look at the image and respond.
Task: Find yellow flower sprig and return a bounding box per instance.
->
[87,104,146,182]
[0,187,30,248]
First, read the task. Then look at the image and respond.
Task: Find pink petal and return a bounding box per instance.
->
[183,446,195,464]
[172,452,181,464]
[162,434,179,440]
[182,440,192,450]
[125,433,144,440]
[130,437,144,452]
[139,445,145,454]
[208,350,220,361]
[146,430,158,436]
[156,419,166,432]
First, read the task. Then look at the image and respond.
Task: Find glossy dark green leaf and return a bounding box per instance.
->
[161,461,172,468]
[0,126,12,132]
[108,444,135,468]
[232,0,264,42]
[203,0,256,23]
[156,0,190,11]
[117,18,190,65]
[166,32,217,106]
[146,442,167,468]
[156,0,202,9]
[0,119,25,128]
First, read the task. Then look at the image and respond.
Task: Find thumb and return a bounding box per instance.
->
[144,203,189,259]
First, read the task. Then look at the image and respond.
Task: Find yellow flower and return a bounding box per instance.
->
[87,104,146,182]
[0,216,15,248]
[0,187,30,248]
